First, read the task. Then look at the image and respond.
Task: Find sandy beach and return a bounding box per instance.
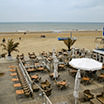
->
[0,31,103,57]
[0,31,104,104]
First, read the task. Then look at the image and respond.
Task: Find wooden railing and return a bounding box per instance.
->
[18,58,33,94]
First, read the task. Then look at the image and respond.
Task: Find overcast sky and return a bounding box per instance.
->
[0,0,104,22]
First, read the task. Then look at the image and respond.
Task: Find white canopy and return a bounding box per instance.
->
[69,58,102,71]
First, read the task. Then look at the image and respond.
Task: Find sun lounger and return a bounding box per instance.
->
[9,69,16,72]
[10,73,17,76]
[16,90,24,95]
[11,78,19,82]
[14,83,21,88]
[9,65,16,68]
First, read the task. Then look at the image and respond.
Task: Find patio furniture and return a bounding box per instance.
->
[31,74,41,82]
[83,89,94,101]
[81,77,91,85]
[32,84,39,92]
[27,68,36,72]
[9,65,16,69]
[96,92,104,104]
[56,80,67,90]
[58,64,65,71]
[28,52,36,59]
[41,80,51,90]
[9,69,16,72]
[14,83,22,88]
[11,78,19,82]
[10,73,17,76]
[16,89,24,95]
[97,74,104,82]
[69,69,77,77]
[44,87,52,96]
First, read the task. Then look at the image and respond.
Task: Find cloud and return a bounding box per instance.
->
[0,0,104,22]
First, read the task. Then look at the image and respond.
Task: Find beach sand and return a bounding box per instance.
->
[0,31,104,104]
[0,31,103,57]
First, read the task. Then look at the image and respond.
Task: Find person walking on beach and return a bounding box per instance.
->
[2,38,6,43]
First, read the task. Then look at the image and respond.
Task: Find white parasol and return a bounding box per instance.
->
[69,58,102,71]
[69,58,102,104]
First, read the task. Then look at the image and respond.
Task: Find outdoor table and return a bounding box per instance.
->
[41,83,49,89]
[12,78,19,82]
[41,80,51,89]
[58,64,64,68]
[82,77,90,81]
[56,81,67,90]
[14,83,21,87]
[10,73,17,76]
[16,90,24,95]
[99,74,104,78]
[57,81,66,86]
[81,77,90,85]
[31,75,38,79]
[34,63,40,66]
[27,68,36,72]
[98,74,104,82]
[69,69,77,77]
[37,67,44,71]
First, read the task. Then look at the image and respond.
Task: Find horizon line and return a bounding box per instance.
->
[0,21,104,23]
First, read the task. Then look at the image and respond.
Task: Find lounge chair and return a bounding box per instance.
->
[16,90,24,95]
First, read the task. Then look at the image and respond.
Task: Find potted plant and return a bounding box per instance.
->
[1,39,19,60]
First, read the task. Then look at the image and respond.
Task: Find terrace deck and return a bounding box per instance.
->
[0,60,104,104]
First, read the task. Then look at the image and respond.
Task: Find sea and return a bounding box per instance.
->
[0,22,104,32]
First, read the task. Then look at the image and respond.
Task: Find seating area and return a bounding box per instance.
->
[7,48,104,104]
[41,80,52,96]
[9,65,33,97]
[31,74,41,83]
[56,80,68,90]
[80,89,104,104]
[28,52,37,59]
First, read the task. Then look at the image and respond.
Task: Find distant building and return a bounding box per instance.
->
[92,48,104,63]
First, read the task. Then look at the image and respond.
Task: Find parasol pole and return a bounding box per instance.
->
[73,69,81,104]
